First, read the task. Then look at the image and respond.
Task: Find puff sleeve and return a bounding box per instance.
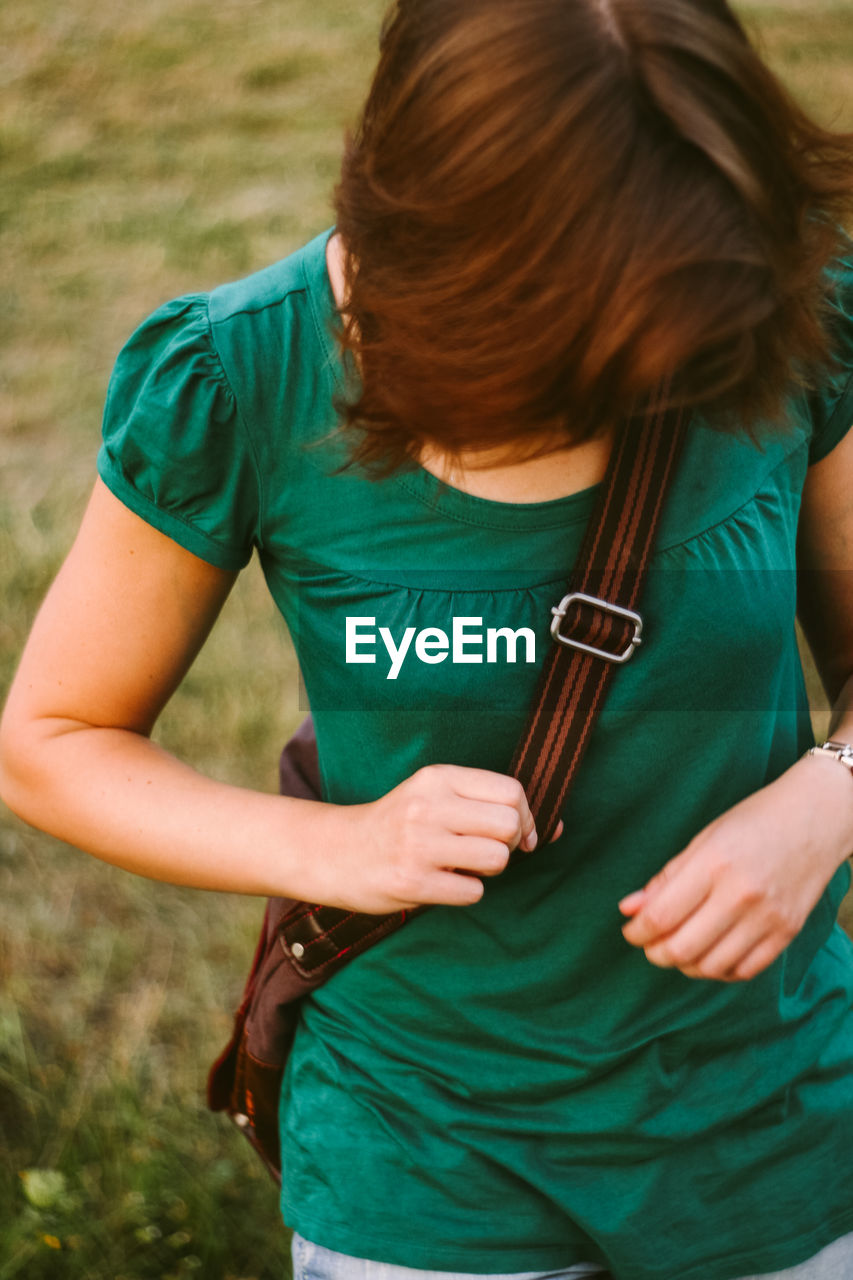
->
[97,295,261,570]
[808,243,853,465]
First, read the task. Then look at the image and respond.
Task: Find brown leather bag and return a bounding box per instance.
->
[206,717,414,1180]
[207,389,687,1184]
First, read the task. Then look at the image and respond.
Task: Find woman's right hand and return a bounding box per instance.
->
[312,765,563,914]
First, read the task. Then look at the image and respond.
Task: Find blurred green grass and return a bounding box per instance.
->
[1,0,386,1275]
[1,1,852,1276]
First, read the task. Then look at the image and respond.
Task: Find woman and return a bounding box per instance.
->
[2,0,853,1277]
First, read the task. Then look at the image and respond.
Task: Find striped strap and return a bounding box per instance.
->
[510,383,688,842]
[281,382,688,978]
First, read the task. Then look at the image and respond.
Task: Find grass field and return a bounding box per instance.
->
[2,2,853,1277]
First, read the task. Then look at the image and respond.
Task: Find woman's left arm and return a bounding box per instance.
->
[620,424,853,982]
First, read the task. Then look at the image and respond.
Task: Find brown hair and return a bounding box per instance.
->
[326,0,853,478]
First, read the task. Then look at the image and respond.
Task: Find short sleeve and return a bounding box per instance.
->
[97,295,261,570]
[808,240,853,465]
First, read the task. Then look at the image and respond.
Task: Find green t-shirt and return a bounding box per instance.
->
[98,227,853,1280]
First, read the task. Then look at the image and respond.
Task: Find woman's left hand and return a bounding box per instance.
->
[618,754,853,982]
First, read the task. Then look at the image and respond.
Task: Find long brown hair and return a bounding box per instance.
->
[327,0,853,478]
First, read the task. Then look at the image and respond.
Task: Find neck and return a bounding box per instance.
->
[326,232,349,313]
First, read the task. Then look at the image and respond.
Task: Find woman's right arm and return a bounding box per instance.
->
[0,480,539,910]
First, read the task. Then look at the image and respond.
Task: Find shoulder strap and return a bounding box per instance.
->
[512,382,688,841]
[280,382,689,977]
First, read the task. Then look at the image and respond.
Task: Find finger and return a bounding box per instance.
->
[729,933,788,982]
[618,844,698,915]
[694,915,778,979]
[679,937,780,983]
[621,854,714,948]
[437,765,535,840]
[439,795,526,852]
[641,902,767,974]
[438,764,530,805]
[518,804,537,851]
[442,834,513,877]
[618,887,648,915]
[427,869,486,908]
[440,766,537,850]
[513,814,562,853]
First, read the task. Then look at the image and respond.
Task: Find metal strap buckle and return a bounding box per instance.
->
[549,591,643,664]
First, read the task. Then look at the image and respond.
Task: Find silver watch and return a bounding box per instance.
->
[805,740,853,775]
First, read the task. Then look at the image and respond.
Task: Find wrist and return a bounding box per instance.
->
[796,744,853,868]
[282,795,368,908]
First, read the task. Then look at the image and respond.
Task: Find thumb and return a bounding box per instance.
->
[617,843,693,914]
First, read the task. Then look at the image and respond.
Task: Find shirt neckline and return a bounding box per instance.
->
[303,226,603,532]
